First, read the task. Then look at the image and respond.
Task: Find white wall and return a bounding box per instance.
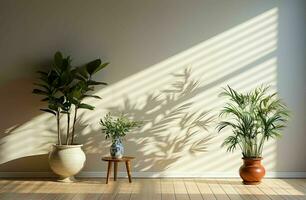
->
[0,0,305,177]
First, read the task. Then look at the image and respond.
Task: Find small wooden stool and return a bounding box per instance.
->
[101,156,135,184]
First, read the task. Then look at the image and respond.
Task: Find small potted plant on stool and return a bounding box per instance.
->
[100,113,142,158]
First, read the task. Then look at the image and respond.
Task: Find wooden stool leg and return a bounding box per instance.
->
[114,162,118,181]
[106,161,112,184]
[125,161,132,183]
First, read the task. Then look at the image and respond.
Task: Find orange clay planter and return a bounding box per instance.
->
[239,157,265,185]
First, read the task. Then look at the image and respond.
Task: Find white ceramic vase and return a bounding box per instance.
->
[48,144,86,182]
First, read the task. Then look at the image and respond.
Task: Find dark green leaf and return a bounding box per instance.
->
[48,104,58,110]
[60,70,73,85]
[60,110,70,114]
[61,57,71,71]
[75,74,87,81]
[69,97,80,105]
[77,66,89,79]
[54,51,63,68]
[83,94,102,99]
[40,109,56,115]
[86,59,102,75]
[91,62,108,75]
[32,89,49,95]
[78,103,95,110]
[41,97,49,101]
[87,80,107,85]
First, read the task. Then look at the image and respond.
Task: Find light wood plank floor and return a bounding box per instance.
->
[0,178,305,200]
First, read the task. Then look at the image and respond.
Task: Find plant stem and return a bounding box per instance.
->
[56,110,61,145]
[258,134,266,157]
[65,113,70,145]
[238,142,244,154]
[71,106,78,145]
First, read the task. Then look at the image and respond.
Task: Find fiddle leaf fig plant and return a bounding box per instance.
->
[217,85,290,158]
[33,51,109,145]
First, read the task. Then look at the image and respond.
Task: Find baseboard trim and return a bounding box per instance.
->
[0,171,306,178]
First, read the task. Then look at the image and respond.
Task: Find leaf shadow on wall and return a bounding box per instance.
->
[80,68,216,172]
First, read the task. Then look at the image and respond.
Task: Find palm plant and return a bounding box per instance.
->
[33,51,108,145]
[217,86,290,158]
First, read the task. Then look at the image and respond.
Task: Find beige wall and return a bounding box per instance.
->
[0,0,305,177]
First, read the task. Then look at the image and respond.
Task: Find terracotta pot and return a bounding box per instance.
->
[239,157,265,185]
[49,144,86,182]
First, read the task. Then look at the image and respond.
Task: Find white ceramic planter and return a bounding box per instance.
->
[49,144,86,182]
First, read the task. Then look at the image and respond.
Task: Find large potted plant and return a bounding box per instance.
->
[33,51,108,182]
[100,113,141,159]
[217,86,289,185]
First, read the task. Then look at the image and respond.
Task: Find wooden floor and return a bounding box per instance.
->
[0,178,305,200]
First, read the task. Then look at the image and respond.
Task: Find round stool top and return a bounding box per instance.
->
[102,156,135,162]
